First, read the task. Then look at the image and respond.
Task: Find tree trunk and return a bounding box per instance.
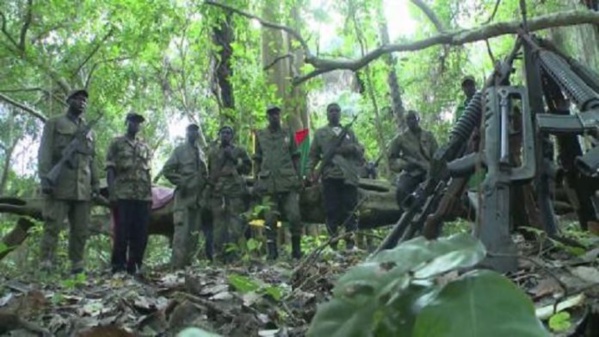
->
[212,12,236,127]
[0,177,578,256]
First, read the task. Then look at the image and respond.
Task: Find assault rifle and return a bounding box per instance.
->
[43,113,103,189]
[312,113,359,182]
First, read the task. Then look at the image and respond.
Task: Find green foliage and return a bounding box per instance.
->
[548,311,572,332]
[307,234,549,337]
[0,242,9,255]
[227,273,286,301]
[60,272,87,290]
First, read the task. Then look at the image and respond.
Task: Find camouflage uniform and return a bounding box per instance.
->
[207,143,251,262]
[106,133,152,274]
[37,112,99,272]
[162,142,209,268]
[388,128,438,208]
[308,125,363,249]
[254,126,302,259]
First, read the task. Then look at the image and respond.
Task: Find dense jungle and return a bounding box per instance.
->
[0,0,598,336]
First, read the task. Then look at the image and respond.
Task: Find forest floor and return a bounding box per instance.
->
[0,236,598,337]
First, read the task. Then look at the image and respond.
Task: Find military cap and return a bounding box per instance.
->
[186,123,199,131]
[219,125,234,134]
[266,104,281,113]
[125,112,145,123]
[461,75,475,86]
[66,89,88,102]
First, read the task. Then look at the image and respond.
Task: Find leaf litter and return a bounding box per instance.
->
[0,237,597,337]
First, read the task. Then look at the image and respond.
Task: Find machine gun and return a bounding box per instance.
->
[375,29,599,272]
[43,114,103,189]
[373,39,524,263]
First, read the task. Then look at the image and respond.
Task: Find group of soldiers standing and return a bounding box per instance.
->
[36,93,365,275]
[35,76,476,275]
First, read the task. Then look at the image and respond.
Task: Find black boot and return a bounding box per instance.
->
[267,241,278,260]
[291,236,302,259]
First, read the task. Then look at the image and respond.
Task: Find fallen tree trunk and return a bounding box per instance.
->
[0,217,36,259]
[0,178,577,254]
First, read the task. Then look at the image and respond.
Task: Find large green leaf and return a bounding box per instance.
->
[374,283,437,337]
[370,233,486,278]
[412,270,550,337]
[307,294,378,337]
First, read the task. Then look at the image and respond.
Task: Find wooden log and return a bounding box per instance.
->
[0,218,36,260]
[0,177,580,254]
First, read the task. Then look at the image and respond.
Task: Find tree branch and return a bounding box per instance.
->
[0,11,18,48]
[0,93,47,122]
[84,56,130,89]
[295,10,599,84]
[204,0,311,56]
[0,87,47,94]
[482,0,502,25]
[18,0,33,51]
[410,0,445,32]
[263,53,294,70]
[72,26,116,79]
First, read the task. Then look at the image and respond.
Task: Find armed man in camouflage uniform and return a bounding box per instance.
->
[207,126,252,263]
[161,124,209,268]
[388,110,438,209]
[254,105,303,260]
[308,103,364,250]
[37,89,99,274]
[106,112,152,275]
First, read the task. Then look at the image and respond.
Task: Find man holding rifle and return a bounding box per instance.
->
[308,103,363,251]
[37,89,100,274]
[388,110,438,210]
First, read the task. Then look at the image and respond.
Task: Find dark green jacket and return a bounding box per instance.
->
[105,136,152,201]
[388,128,438,177]
[307,125,363,186]
[38,114,99,200]
[253,126,301,193]
[162,142,208,209]
[207,143,251,198]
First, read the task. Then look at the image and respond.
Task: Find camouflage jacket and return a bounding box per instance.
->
[207,143,251,198]
[37,114,99,201]
[162,142,208,209]
[253,126,301,194]
[388,128,438,177]
[308,125,362,186]
[105,136,152,201]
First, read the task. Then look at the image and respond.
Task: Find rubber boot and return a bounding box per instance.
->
[267,241,279,260]
[291,235,302,259]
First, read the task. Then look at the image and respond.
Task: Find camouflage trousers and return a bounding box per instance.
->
[210,195,246,262]
[40,198,90,270]
[262,192,302,241]
[171,206,203,269]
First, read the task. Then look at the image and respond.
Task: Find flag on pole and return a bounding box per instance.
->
[294,128,310,176]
